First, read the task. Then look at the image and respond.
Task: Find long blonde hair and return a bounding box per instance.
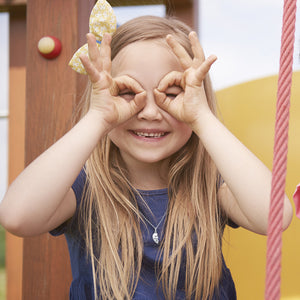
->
[79,16,223,300]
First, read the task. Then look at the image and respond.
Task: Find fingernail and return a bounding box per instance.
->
[208,55,218,62]
[189,31,197,39]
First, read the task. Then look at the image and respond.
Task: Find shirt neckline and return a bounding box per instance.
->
[137,188,168,196]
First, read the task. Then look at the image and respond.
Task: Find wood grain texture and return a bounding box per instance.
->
[22,0,90,299]
[166,0,195,29]
[6,10,26,300]
[0,0,26,5]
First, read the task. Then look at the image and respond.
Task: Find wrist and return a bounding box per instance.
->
[85,109,113,136]
[191,110,217,137]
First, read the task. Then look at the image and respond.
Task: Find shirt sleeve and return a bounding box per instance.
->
[49,169,87,236]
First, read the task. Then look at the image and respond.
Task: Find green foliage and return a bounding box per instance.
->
[0,226,4,268]
[0,226,5,299]
[0,268,5,299]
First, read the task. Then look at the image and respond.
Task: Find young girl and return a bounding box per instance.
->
[0,3,293,300]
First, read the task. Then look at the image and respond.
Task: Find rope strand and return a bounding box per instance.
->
[265,0,297,299]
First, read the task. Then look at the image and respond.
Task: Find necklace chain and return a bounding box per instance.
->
[139,210,167,244]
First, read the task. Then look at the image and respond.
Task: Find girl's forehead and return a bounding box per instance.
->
[114,40,172,59]
[111,40,182,76]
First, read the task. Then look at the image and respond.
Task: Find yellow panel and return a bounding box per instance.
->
[217,71,300,299]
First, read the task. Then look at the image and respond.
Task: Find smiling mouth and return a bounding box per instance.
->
[132,131,168,138]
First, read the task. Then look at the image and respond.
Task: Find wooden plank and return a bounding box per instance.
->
[0,0,26,5]
[166,0,195,29]
[170,0,193,7]
[6,234,23,300]
[108,0,195,29]
[22,0,91,298]
[6,7,26,300]
[108,0,192,6]
[0,0,26,12]
[0,0,192,9]
[108,0,163,5]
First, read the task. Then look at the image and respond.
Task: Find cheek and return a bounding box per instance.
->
[169,114,192,134]
[107,126,124,147]
[173,121,193,144]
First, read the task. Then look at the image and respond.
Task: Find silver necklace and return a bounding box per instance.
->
[139,211,167,244]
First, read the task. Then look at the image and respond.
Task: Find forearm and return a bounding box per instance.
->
[193,111,293,234]
[0,110,109,235]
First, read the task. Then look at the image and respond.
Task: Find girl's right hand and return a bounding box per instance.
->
[79,33,146,130]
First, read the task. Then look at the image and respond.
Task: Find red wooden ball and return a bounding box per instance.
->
[37,36,62,59]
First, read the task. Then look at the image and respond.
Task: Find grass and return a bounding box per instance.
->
[0,226,4,267]
[0,226,5,300]
[0,268,5,300]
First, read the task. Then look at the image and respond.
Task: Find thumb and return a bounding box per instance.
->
[153,89,167,107]
[129,91,147,115]
[154,89,169,111]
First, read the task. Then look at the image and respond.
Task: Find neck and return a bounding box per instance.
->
[125,160,169,190]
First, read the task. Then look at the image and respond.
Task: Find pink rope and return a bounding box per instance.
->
[265,0,297,299]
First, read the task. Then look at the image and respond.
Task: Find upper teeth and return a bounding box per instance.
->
[134,132,165,138]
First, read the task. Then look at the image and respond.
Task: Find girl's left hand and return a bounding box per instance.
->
[155,32,217,129]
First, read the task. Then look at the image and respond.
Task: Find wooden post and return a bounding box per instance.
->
[166,0,195,29]
[22,0,92,299]
[6,5,26,300]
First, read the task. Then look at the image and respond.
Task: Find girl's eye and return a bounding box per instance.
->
[166,93,178,99]
[165,86,182,99]
[119,90,136,101]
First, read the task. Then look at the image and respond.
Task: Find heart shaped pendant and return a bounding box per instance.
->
[152,231,159,244]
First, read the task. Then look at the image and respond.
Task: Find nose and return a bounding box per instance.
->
[137,92,162,121]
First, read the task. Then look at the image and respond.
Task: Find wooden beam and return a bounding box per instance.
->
[21,0,92,299]
[0,0,193,9]
[170,0,193,7]
[6,7,26,300]
[108,0,163,6]
[108,0,192,6]
[0,0,26,5]
[0,0,26,12]
[166,0,195,29]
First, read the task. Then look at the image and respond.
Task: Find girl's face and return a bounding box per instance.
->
[109,40,193,167]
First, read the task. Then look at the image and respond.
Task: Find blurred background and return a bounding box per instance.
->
[0,0,300,299]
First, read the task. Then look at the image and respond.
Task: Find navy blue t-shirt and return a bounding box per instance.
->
[51,169,237,299]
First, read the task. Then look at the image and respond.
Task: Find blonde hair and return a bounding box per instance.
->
[79,16,223,300]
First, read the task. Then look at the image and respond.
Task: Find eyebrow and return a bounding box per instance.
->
[125,74,146,90]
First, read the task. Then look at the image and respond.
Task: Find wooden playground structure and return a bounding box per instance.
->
[2,0,300,299]
[0,0,196,299]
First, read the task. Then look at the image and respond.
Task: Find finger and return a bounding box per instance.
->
[189,31,205,66]
[108,76,119,96]
[99,33,112,73]
[79,54,101,83]
[116,90,146,119]
[132,91,147,111]
[157,71,183,92]
[114,75,145,95]
[154,88,177,117]
[194,55,217,85]
[86,33,102,71]
[166,34,192,69]
[154,88,167,107]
